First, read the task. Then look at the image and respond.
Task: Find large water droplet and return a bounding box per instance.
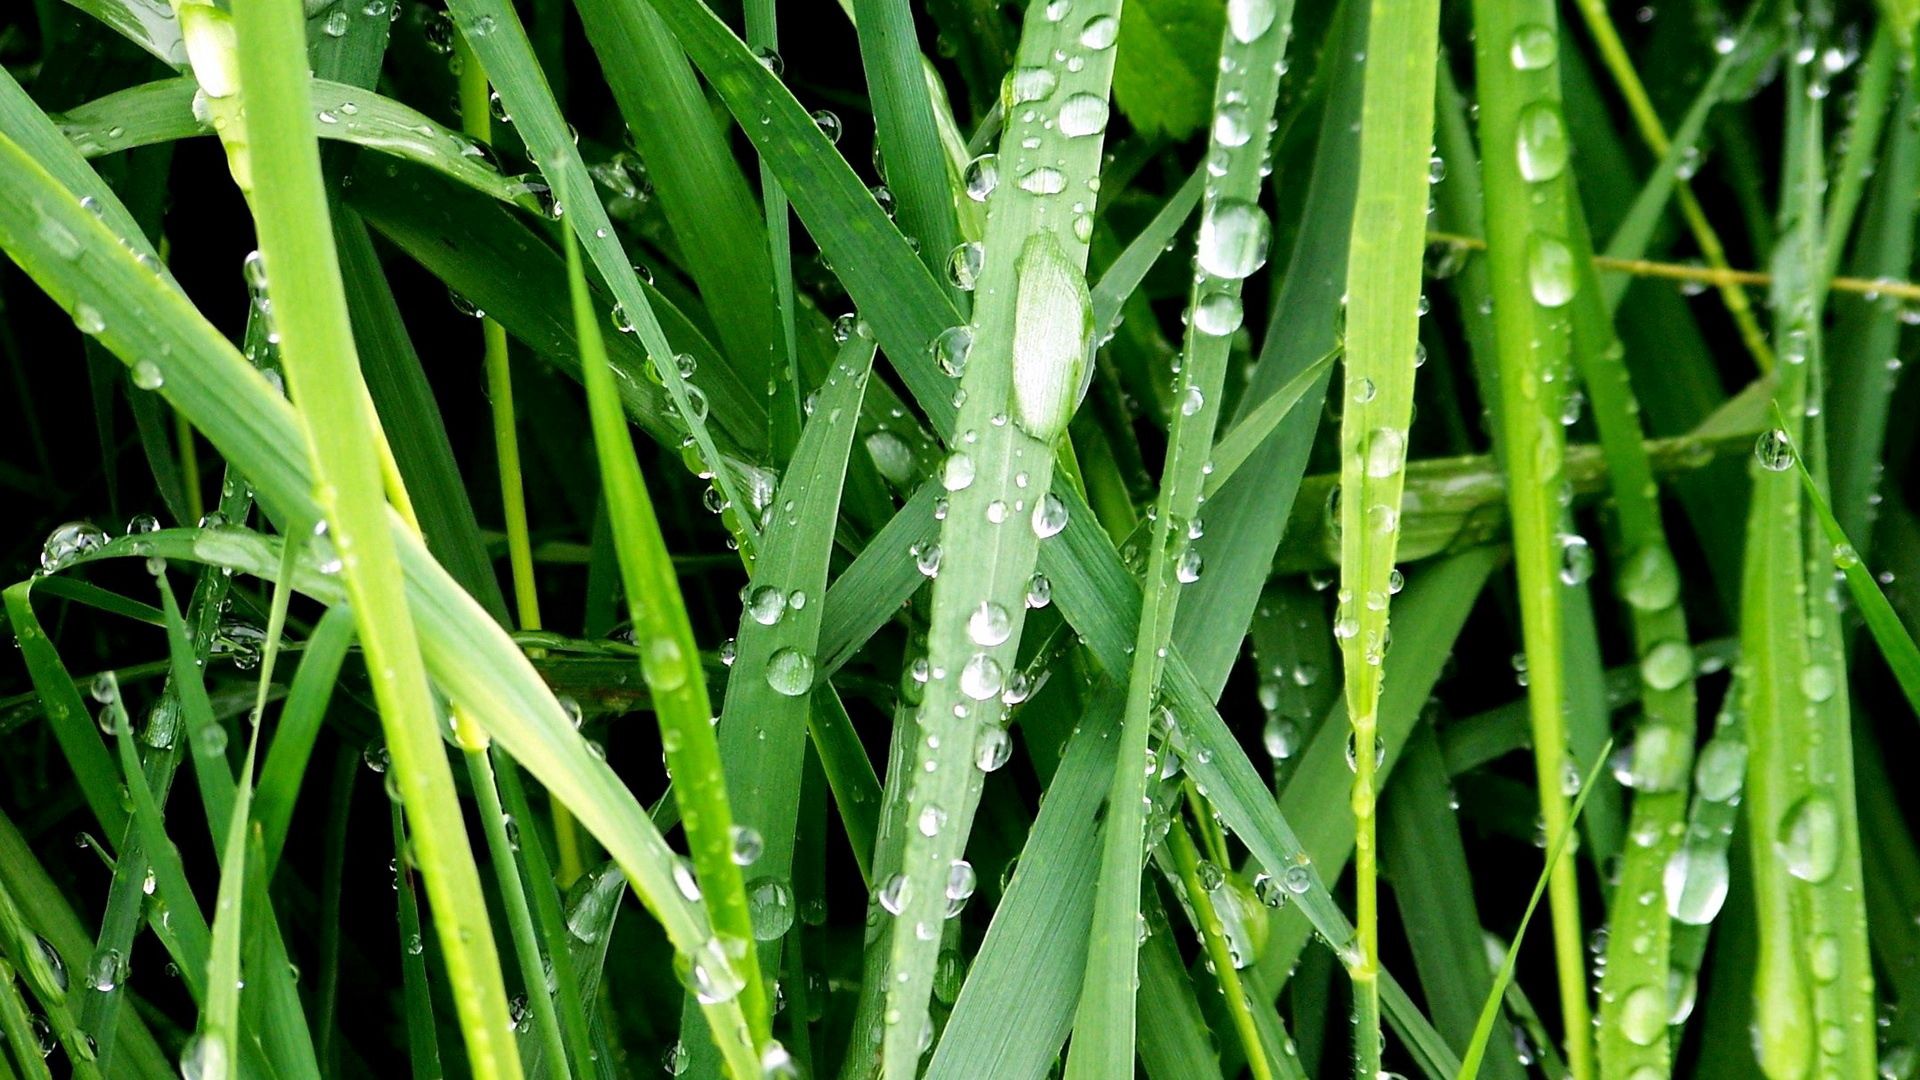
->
[764,647,814,697]
[1515,103,1569,182]
[1639,640,1693,691]
[1508,24,1558,69]
[1777,793,1840,883]
[1618,984,1666,1046]
[1196,198,1271,280]
[747,877,794,940]
[1619,546,1680,611]
[1527,233,1576,307]
[1663,844,1729,925]
[967,601,1013,647]
[1364,427,1406,478]
[959,654,1006,700]
[1754,428,1796,472]
[1032,492,1069,538]
[1008,234,1093,441]
[1226,0,1276,42]
[1006,67,1058,105]
[41,521,107,572]
[1059,93,1111,137]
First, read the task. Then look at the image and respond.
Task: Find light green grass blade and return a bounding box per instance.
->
[1457,743,1612,1080]
[1068,0,1294,1070]
[1790,433,1920,719]
[562,225,769,1064]
[1467,3,1592,1074]
[876,0,1125,1067]
[1333,0,1438,1063]
[56,76,526,204]
[222,3,519,1073]
[0,869,100,1080]
[1739,40,1877,1078]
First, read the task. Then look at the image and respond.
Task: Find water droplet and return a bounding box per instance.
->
[947,242,984,291]
[1665,846,1728,925]
[1032,492,1069,538]
[1639,640,1693,691]
[179,1034,228,1080]
[745,585,786,625]
[729,825,764,866]
[1620,546,1680,611]
[960,654,1006,700]
[1080,13,1120,48]
[1754,428,1796,472]
[1017,165,1067,195]
[1618,984,1665,1046]
[1263,716,1299,760]
[1058,93,1110,138]
[747,877,794,940]
[976,727,1012,771]
[1006,67,1058,105]
[1515,103,1569,182]
[1226,0,1275,42]
[942,451,976,491]
[1694,739,1745,801]
[1558,533,1593,585]
[968,601,1013,647]
[1365,427,1406,478]
[764,647,814,697]
[1176,547,1203,583]
[132,359,165,390]
[878,873,912,915]
[1009,234,1093,440]
[1527,234,1576,307]
[1197,198,1270,280]
[41,521,107,572]
[1508,24,1557,69]
[964,154,999,202]
[1778,793,1840,883]
[1194,291,1245,334]
[811,109,843,144]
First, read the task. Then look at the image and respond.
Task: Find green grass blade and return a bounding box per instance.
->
[852,0,961,283]
[563,227,769,1065]
[1791,433,1920,718]
[57,0,183,68]
[1069,0,1294,1069]
[58,76,527,205]
[1467,3,1593,1073]
[391,802,444,1080]
[2,583,129,836]
[254,604,354,874]
[570,0,779,384]
[878,1,1125,1067]
[446,0,759,560]
[1333,0,1439,1064]
[1739,41,1877,1078]
[222,3,519,1072]
[1457,742,1612,1080]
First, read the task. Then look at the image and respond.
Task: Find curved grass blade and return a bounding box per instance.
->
[1333,0,1439,1066]
[223,3,519,1072]
[1467,4,1593,1074]
[1069,0,1295,1070]
[56,76,526,205]
[1458,742,1612,1080]
[254,604,354,875]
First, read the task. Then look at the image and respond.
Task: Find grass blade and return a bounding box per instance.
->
[1467,4,1593,1073]
[563,228,769,1067]
[1070,0,1295,1070]
[221,3,519,1072]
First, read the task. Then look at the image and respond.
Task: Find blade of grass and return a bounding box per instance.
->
[563,228,769,1062]
[1739,39,1877,1077]
[1467,3,1593,1073]
[1069,0,1295,1070]
[222,2,519,1072]
[851,0,961,284]
[1332,0,1439,1061]
[1565,0,1774,370]
[445,0,760,561]
[58,75,527,205]
[1457,742,1612,1080]
[390,803,444,1080]
[254,604,355,873]
[57,0,183,68]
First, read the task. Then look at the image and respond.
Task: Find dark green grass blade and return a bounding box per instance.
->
[571,0,779,383]
[1457,742,1612,1080]
[2,582,129,836]
[851,0,961,283]
[254,603,356,874]
[1380,727,1523,1079]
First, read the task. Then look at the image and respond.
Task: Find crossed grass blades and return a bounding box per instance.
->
[1,0,1918,1077]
